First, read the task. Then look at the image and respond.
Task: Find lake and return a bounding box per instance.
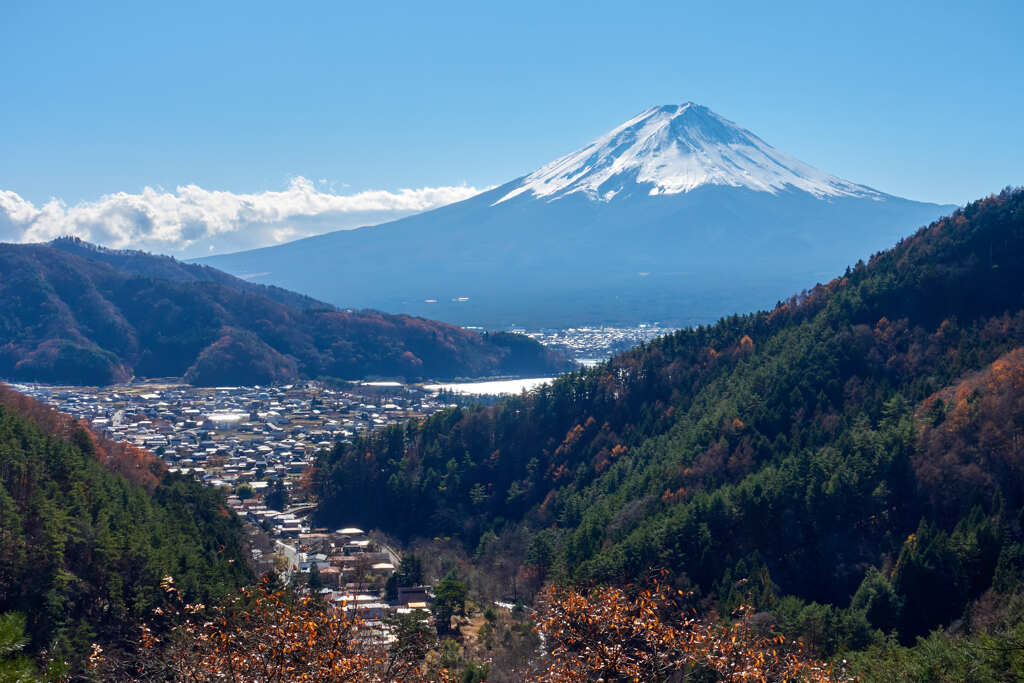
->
[423,377,554,396]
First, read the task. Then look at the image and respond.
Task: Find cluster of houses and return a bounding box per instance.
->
[268,526,432,635]
[11,380,481,637]
[12,380,455,540]
[17,380,445,476]
[522,323,673,364]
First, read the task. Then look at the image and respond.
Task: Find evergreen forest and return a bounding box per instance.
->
[0,387,252,676]
[317,188,1024,671]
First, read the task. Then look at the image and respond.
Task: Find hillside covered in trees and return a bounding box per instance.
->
[0,384,251,676]
[0,241,570,385]
[316,188,1024,661]
[47,236,332,311]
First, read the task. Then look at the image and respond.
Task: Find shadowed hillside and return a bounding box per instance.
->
[0,241,571,385]
[48,236,333,311]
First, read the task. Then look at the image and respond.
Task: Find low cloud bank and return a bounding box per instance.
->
[0,177,483,257]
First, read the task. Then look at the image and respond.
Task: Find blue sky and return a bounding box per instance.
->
[1,0,1021,255]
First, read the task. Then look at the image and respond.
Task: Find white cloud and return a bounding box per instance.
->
[0,177,484,258]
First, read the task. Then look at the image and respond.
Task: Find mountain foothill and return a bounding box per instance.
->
[0,239,570,386]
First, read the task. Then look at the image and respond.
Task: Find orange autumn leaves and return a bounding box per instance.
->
[0,382,165,491]
[105,576,440,682]
[914,346,1024,520]
[532,579,847,682]
[114,575,846,682]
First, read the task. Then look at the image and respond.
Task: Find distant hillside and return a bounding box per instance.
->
[316,188,1024,653]
[0,242,571,385]
[49,236,332,311]
[0,383,251,673]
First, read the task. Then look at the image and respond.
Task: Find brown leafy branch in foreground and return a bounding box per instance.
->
[530,578,850,682]
[91,573,849,681]
[92,576,454,682]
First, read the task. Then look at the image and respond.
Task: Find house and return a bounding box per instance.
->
[397,586,430,608]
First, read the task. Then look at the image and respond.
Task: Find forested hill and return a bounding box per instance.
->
[48,236,332,311]
[0,241,570,385]
[317,187,1024,648]
[0,383,251,673]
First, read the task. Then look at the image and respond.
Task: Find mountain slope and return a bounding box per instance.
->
[198,104,955,328]
[315,188,1024,649]
[0,242,570,385]
[48,236,333,311]
[496,103,877,202]
[0,383,251,671]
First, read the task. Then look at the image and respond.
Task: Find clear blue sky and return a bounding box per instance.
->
[2,0,1021,208]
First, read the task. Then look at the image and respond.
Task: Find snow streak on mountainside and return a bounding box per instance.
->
[196,102,956,328]
[496,103,882,204]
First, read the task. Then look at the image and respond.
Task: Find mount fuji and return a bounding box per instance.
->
[197,104,956,328]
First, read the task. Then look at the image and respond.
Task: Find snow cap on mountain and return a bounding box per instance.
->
[495,102,880,204]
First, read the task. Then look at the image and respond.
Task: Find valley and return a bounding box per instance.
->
[4,182,1023,679]
[0,56,1020,682]
[3,3,1021,679]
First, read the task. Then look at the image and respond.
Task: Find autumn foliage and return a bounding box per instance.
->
[0,386,250,674]
[530,578,846,682]
[94,574,849,682]
[97,576,448,682]
[0,381,165,491]
[914,346,1024,523]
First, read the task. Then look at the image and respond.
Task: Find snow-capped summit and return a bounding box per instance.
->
[199,103,955,329]
[496,103,879,204]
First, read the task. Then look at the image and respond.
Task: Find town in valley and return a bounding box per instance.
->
[6,324,669,638]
